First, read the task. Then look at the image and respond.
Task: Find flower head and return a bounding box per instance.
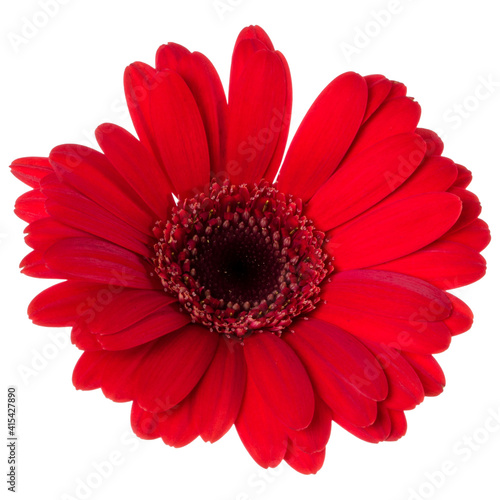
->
[12,26,489,474]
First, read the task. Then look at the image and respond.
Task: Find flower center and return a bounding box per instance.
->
[153,180,332,338]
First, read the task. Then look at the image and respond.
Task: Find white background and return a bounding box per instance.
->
[1,1,499,499]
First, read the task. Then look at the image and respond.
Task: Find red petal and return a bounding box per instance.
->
[444,292,473,336]
[342,96,421,162]
[73,343,154,402]
[286,319,378,427]
[130,401,162,440]
[315,304,451,355]
[288,395,332,454]
[362,75,392,123]
[387,81,407,98]
[135,325,218,412]
[453,164,472,188]
[230,26,275,85]
[321,270,452,320]
[158,395,199,448]
[226,50,289,185]
[316,270,452,354]
[155,42,190,70]
[443,218,490,252]
[131,398,200,448]
[24,218,87,251]
[124,62,165,162]
[386,410,407,441]
[71,321,102,351]
[44,237,159,289]
[401,352,445,397]
[284,441,325,475]
[100,345,154,402]
[88,289,176,334]
[14,189,47,223]
[235,374,288,469]
[263,52,292,183]
[244,332,315,430]
[96,305,189,350]
[277,72,367,201]
[72,350,107,391]
[149,69,210,199]
[448,188,481,232]
[10,157,52,188]
[43,178,152,256]
[96,123,174,220]
[287,318,388,401]
[375,156,457,209]
[191,337,246,443]
[327,192,462,270]
[20,250,63,279]
[307,133,425,230]
[49,145,155,233]
[416,128,444,157]
[28,281,119,327]
[156,44,228,175]
[363,74,386,85]
[364,342,424,411]
[370,241,486,289]
[228,30,289,183]
[334,405,391,443]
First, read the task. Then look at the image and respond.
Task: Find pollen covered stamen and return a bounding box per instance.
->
[154,180,332,338]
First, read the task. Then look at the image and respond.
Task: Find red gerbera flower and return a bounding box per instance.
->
[12,26,489,474]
